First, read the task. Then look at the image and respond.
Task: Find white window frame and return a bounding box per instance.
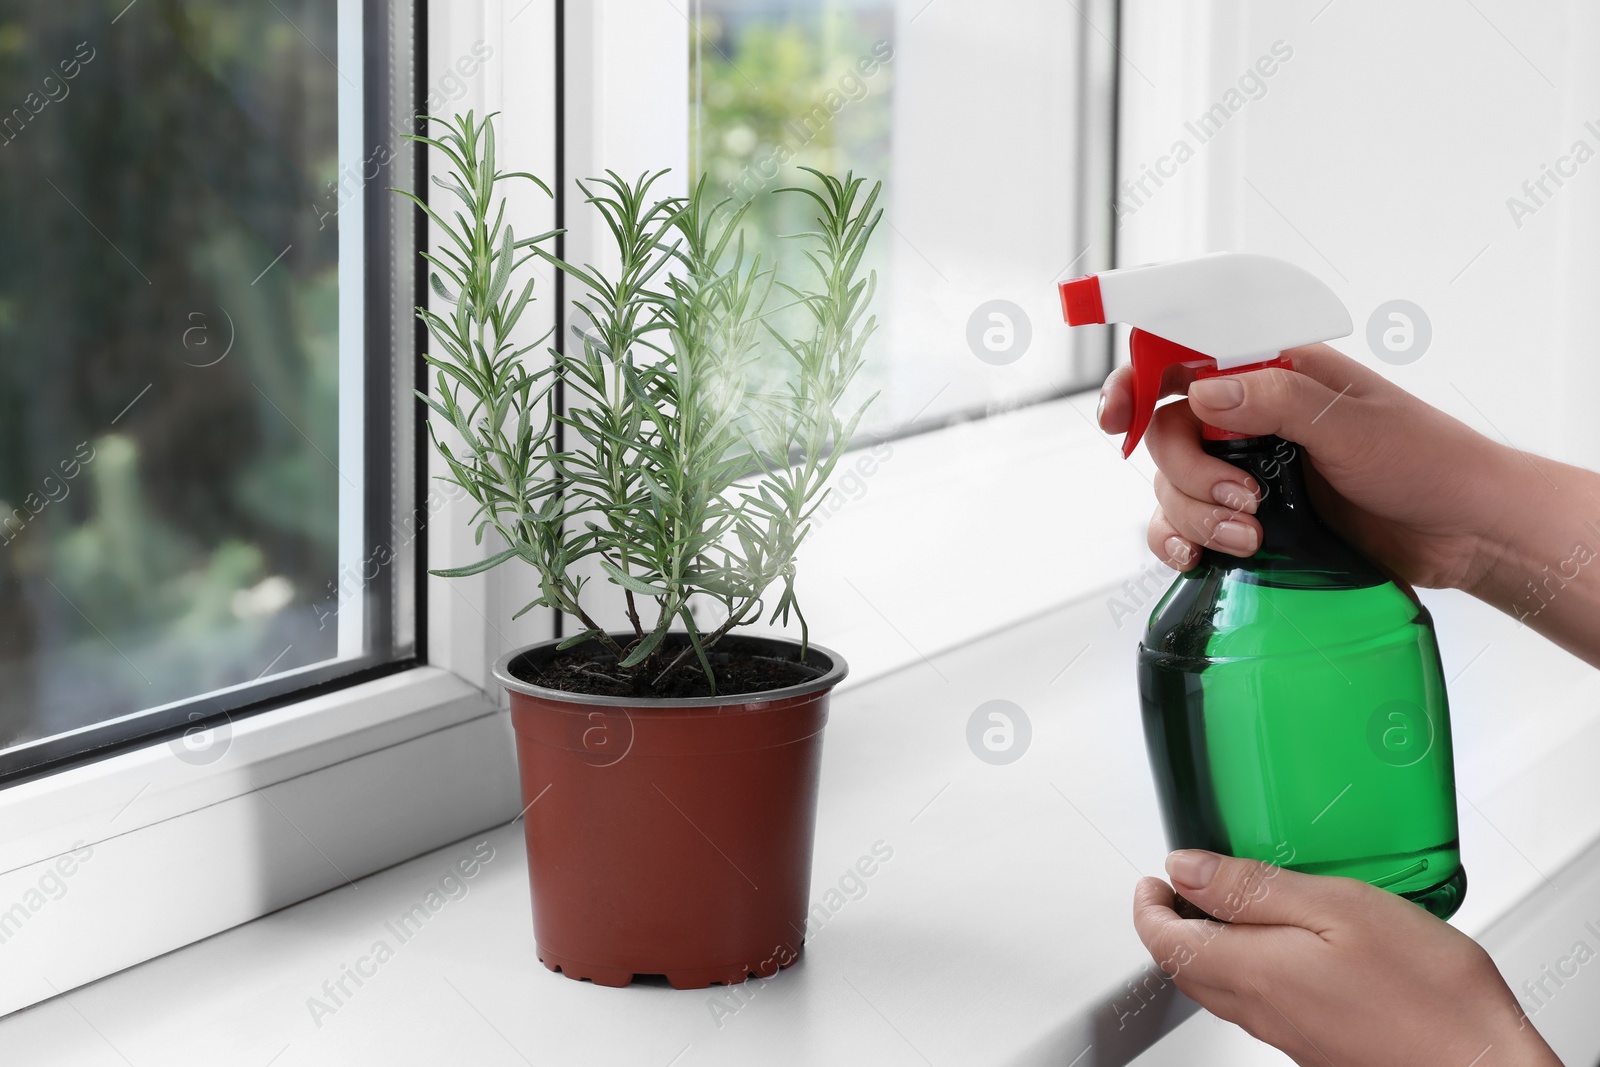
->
[1,0,1150,1017]
[0,0,554,1018]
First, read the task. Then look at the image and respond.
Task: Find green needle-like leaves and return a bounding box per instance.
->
[402,114,881,693]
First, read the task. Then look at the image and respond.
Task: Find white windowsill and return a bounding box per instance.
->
[0,667,521,1018]
[0,666,488,873]
[5,579,1597,1066]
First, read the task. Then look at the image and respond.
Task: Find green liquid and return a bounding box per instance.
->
[1137,436,1465,919]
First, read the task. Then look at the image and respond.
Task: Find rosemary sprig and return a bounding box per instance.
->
[401,113,881,693]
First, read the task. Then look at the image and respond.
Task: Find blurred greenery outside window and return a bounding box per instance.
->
[0,0,416,776]
[689,0,1111,439]
[690,1,895,422]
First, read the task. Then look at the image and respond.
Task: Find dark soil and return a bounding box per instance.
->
[513,638,821,699]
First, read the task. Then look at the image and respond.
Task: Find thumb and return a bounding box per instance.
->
[1187,363,1370,459]
[1165,849,1363,933]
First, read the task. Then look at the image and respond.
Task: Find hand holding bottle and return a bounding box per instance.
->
[1069,258,1593,1066]
[1097,342,1508,590]
[1098,342,1600,667]
[1132,851,1562,1067]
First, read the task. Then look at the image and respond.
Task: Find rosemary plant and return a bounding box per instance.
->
[399,113,881,694]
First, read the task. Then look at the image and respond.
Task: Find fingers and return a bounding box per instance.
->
[1164,850,1368,934]
[1138,399,1262,564]
[1097,361,1206,435]
[1154,473,1262,556]
[1099,343,1379,438]
[1131,877,1278,995]
[1145,400,1260,514]
[1146,510,1198,571]
[1143,400,1262,558]
[1103,343,1393,569]
[1186,345,1389,458]
[1101,342,1395,460]
[1132,876,1230,981]
[1098,364,1134,434]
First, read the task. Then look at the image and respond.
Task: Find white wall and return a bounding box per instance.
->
[1118,0,1600,470]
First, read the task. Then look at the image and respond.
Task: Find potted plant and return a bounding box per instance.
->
[398,114,881,988]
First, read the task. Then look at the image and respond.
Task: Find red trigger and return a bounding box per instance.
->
[1123,330,1215,458]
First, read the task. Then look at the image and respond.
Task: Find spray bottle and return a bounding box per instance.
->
[1060,253,1465,919]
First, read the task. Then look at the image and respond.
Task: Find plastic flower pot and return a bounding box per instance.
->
[493,632,846,989]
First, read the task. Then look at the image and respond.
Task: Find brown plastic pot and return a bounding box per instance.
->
[493,632,846,989]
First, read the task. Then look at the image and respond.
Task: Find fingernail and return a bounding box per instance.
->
[1096,390,1108,427]
[1213,521,1259,554]
[1167,849,1220,889]
[1163,536,1192,567]
[1211,481,1258,514]
[1191,378,1243,410]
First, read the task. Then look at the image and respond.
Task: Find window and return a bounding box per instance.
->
[0,2,535,1024]
[557,1,1124,683]
[0,0,421,783]
[0,0,1122,1018]
[688,0,1118,438]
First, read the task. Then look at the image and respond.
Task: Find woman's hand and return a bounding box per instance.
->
[1100,341,1600,666]
[1097,343,1513,592]
[1132,851,1561,1067]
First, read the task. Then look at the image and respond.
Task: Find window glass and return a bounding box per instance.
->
[0,0,416,780]
[690,0,1114,435]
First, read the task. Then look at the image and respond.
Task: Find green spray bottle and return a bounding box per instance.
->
[1059,253,1465,919]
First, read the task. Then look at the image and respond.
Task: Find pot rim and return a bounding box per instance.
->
[492,631,848,709]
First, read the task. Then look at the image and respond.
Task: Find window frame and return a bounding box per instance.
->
[0,0,554,1019]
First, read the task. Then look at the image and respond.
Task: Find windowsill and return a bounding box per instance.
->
[5,581,1599,1065]
[0,665,518,1018]
[0,665,491,874]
